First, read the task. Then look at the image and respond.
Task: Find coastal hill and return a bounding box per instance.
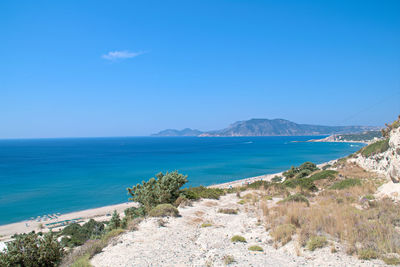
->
[153,118,379,137]
[151,128,203,137]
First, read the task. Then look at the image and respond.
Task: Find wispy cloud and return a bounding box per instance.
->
[102,50,145,60]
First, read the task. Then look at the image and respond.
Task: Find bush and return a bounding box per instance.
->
[283,178,317,191]
[280,194,310,206]
[283,162,318,179]
[124,206,146,219]
[330,179,361,190]
[148,204,179,217]
[271,176,282,182]
[127,171,188,210]
[201,223,212,228]
[295,169,312,179]
[0,232,63,267]
[181,186,225,200]
[361,139,390,157]
[306,236,327,251]
[308,170,337,181]
[218,208,238,214]
[108,210,121,230]
[231,235,246,243]
[62,219,105,247]
[358,249,378,260]
[248,245,263,252]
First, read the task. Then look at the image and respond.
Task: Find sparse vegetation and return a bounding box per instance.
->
[383,256,400,265]
[361,139,389,157]
[306,236,327,251]
[358,249,378,260]
[181,186,226,200]
[149,204,179,217]
[231,235,246,243]
[330,178,361,190]
[218,208,238,214]
[248,245,263,252]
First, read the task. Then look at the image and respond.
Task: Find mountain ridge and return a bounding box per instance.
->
[152,118,379,137]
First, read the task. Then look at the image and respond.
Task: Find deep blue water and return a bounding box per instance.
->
[0,136,364,225]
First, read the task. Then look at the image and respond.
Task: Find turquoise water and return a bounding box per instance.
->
[0,137,364,225]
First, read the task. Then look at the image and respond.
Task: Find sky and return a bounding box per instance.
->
[1,0,399,138]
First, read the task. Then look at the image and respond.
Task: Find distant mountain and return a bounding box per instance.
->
[152,128,203,137]
[152,119,379,137]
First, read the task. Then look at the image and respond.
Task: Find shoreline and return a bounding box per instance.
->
[0,159,338,241]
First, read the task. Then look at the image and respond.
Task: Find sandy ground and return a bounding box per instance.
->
[91,193,387,267]
[0,202,136,242]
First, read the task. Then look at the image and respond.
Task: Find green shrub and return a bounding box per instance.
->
[280,193,309,206]
[62,219,105,247]
[231,235,246,243]
[248,245,263,252]
[244,180,269,189]
[0,232,63,267]
[108,210,121,230]
[383,256,400,265]
[283,162,319,179]
[330,179,361,190]
[124,206,146,219]
[358,249,378,260]
[308,170,337,181]
[295,169,312,179]
[127,171,188,210]
[148,204,179,217]
[218,208,238,214]
[271,176,283,182]
[306,236,327,251]
[299,161,319,172]
[361,139,390,157]
[322,164,332,170]
[181,186,225,200]
[283,178,317,191]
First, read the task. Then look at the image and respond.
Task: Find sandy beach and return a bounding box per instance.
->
[0,202,136,243]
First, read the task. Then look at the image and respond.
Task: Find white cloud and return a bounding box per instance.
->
[102,50,145,60]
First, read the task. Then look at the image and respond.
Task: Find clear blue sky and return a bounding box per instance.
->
[1,0,399,138]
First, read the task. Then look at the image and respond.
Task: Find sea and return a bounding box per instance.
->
[0,136,364,225]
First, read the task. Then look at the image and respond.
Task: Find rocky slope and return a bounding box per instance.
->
[350,126,400,183]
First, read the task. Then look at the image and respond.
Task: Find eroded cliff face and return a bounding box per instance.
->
[350,127,400,182]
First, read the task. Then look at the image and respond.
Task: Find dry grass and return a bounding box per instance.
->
[270,224,296,246]
[259,161,400,261]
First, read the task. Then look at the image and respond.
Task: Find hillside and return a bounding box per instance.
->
[153,118,379,137]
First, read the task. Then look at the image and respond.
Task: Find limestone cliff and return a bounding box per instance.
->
[350,119,400,183]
